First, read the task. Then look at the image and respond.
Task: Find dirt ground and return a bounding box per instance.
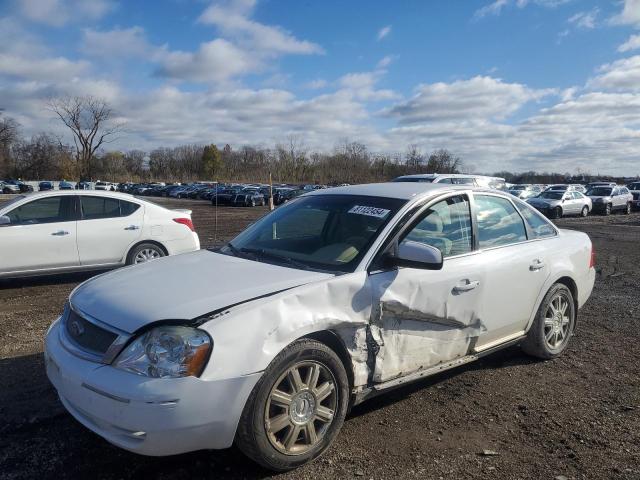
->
[0,196,639,480]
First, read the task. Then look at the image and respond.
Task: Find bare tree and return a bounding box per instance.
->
[0,111,20,177]
[48,96,123,179]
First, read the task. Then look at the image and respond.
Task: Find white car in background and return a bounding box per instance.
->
[44,183,595,471]
[0,190,199,278]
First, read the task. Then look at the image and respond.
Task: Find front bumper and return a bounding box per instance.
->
[45,318,260,456]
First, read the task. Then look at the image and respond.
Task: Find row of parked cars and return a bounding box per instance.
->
[505,181,640,218]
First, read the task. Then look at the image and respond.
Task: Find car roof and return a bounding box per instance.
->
[13,189,140,202]
[305,182,483,200]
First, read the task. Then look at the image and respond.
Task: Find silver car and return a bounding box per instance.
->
[508,184,542,199]
[527,190,592,219]
[586,185,633,215]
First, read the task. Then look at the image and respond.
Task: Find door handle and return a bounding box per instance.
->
[453,280,480,293]
[124,225,140,231]
[51,230,69,236]
[530,259,545,271]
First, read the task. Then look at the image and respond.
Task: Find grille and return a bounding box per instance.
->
[65,308,118,355]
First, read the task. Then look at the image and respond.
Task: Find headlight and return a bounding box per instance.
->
[114,326,211,378]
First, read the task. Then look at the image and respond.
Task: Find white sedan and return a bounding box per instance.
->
[0,190,199,278]
[44,183,595,471]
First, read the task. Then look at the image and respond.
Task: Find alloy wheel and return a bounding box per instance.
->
[134,248,162,264]
[265,361,337,455]
[543,293,572,350]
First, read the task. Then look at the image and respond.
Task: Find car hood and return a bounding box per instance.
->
[70,250,334,333]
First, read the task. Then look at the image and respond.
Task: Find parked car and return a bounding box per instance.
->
[76,181,92,190]
[0,190,200,278]
[95,181,116,191]
[586,185,633,215]
[527,190,592,219]
[38,181,54,191]
[627,181,640,210]
[586,181,616,189]
[507,184,543,199]
[1,181,20,194]
[58,181,74,190]
[44,183,595,470]
[231,190,266,207]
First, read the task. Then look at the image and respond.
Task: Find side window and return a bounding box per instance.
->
[400,195,472,257]
[81,196,121,220]
[452,177,475,185]
[6,196,75,225]
[120,200,141,216]
[437,178,453,184]
[475,195,527,248]
[516,201,557,238]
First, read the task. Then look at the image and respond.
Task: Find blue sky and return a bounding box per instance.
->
[1,0,640,174]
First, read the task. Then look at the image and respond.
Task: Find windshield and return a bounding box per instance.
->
[587,187,612,196]
[392,177,434,183]
[221,194,406,273]
[538,192,564,200]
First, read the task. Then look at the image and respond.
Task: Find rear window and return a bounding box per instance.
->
[475,195,527,248]
[515,200,557,239]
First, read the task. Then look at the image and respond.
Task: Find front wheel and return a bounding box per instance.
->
[522,283,575,359]
[581,206,589,217]
[604,204,612,216]
[552,207,562,219]
[625,203,631,215]
[236,339,349,471]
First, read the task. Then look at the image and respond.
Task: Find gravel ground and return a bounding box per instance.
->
[0,195,639,480]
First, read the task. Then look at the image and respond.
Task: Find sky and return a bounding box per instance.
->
[1,0,640,175]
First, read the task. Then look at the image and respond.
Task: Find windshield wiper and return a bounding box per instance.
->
[238,247,310,271]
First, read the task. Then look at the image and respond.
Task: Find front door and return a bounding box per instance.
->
[366,193,485,383]
[0,195,79,274]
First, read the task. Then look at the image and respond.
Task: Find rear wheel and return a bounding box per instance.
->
[126,243,165,265]
[581,206,589,217]
[522,283,575,359]
[236,339,349,471]
[552,207,562,219]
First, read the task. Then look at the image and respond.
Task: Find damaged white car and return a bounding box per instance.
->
[45,183,595,471]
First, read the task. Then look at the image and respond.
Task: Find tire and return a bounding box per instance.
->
[250,199,256,207]
[552,207,562,219]
[625,203,631,215]
[581,206,589,217]
[126,242,165,265]
[604,204,611,216]
[236,339,349,472]
[522,283,576,360]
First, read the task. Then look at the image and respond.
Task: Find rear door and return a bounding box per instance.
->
[472,194,552,349]
[366,193,485,383]
[76,195,144,265]
[0,195,79,274]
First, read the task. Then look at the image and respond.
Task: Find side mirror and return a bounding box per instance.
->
[385,241,443,270]
[0,215,10,226]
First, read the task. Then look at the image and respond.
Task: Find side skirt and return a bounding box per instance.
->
[352,335,526,406]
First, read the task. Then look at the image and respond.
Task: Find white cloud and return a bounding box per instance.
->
[475,0,570,18]
[338,71,398,101]
[82,27,153,59]
[609,0,640,28]
[198,0,324,55]
[155,39,255,83]
[16,0,114,26]
[377,25,392,41]
[618,34,640,52]
[588,55,640,92]
[568,8,599,29]
[304,79,328,89]
[376,55,394,69]
[0,53,89,82]
[382,76,553,124]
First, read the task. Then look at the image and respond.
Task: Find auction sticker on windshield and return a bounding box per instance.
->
[348,205,391,218]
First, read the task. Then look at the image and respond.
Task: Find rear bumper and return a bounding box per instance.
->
[45,318,261,456]
[163,232,200,256]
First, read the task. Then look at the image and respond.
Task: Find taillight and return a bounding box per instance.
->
[173,218,194,232]
[589,245,596,269]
